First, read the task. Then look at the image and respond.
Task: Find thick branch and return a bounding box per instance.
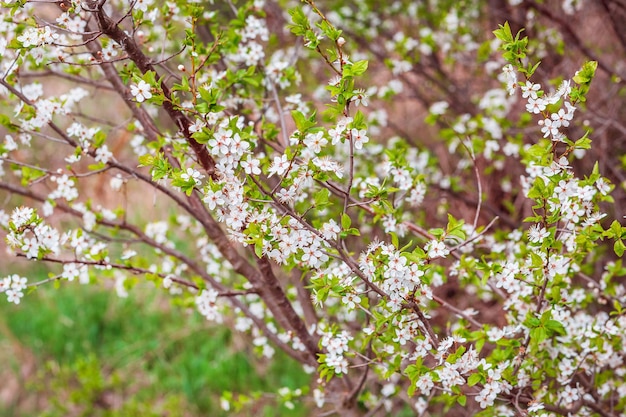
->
[87,0,216,177]
[184,193,320,364]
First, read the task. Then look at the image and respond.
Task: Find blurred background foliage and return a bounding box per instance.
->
[0,274,310,416]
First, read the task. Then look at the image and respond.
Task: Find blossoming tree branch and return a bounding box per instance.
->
[0,0,625,415]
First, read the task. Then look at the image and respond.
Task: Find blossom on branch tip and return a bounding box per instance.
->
[527,225,550,244]
[352,89,368,107]
[241,155,261,175]
[550,108,573,129]
[181,168,204,186]
[425,240,449,259]
[525,97,547,114]
[350,128,369,150]
[203,189,225,210]
[130,80,153,103]
[268,155,290,177]
[429,101,449,115]
[10,206,35,228]
[95,145,113,164]
[1,275,28,305]
[303,131,327,154]
[521,81,541,100]
[539,118,559,138]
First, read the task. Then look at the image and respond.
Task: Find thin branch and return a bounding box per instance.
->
[432,294,484,329]
[459,137,483,232]
[267,78,289,148]
[20,255,199,290]
[18,70,116,91]
[345,340,372,406]
[449,216,499,254]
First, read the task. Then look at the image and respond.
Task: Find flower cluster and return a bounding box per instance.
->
[359,242,429,311]
[195,288,222,322]
[320,330,352,374]
[0,274,28,304]
[5,207,64,259]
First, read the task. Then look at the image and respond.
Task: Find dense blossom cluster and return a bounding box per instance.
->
[0,0,624,416]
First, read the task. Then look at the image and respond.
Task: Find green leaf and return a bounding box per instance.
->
[526,178,547,199]
[524,315,541,328]
[0,113,18,131]
[467,373,482,387]
[530,326,547,344]
[588,161,601,183]
[341,213,351,230]
[314,188,331,207]
[149,154,170,181]
[351,110,366,130]
[574,130,592,150]
[446,214,466,241]
[523,215,542,223]
[291,110,316,132]
[92,130,107,148]
[614,239,626,257]
[493,22,513,43]
[390,232,399,248]
[316,19,342,41]
[526,60,541,77]
[346,227,360,236]
[346,60,368,76]
[20,165,46,186]
[573,61,598,85]
[526,143,549,158]
[172,74,190,93]
[545,319,566,336]
[88,163,105,171]
[605,220,624,239]
[254,241,263,257]
[192,128,212,144]
[288,7,309,36]
[429,228,445,239]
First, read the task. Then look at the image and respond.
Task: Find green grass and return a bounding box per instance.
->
[0,282,311,417]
